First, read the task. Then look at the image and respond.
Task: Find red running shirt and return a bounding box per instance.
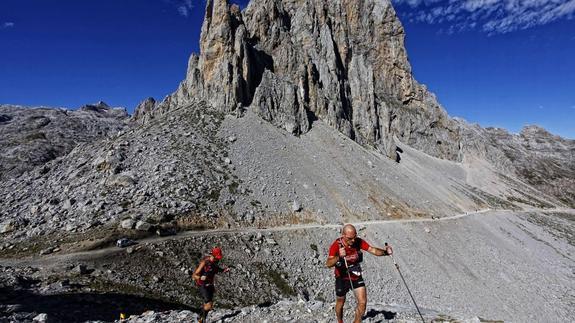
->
[196,257,222,286]
[328,238,370,279]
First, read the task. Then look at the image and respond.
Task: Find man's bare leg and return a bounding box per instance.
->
[335,296,346,323]
[199,302,213,323]
[353,286,367,323]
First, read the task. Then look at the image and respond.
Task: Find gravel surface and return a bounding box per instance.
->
[2,210,573,322]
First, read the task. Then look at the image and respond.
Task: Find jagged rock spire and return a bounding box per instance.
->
[159,0,462,161]
[162,0,253,112]
[131,97,156,124]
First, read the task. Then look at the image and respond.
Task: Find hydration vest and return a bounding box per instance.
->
[196,257,219,286]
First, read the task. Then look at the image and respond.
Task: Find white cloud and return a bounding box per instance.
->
[178,6,189,17]
[2,22,15,29]
[177,0,194,17]
[163,0,195,17]
[392,0,575,34]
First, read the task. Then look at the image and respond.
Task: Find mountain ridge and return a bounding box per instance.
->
[0,0,574,322]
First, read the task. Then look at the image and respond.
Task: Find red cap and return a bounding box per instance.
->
[211,247,223,260]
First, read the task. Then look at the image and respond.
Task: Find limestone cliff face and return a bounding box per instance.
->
[158,0,461,161]
[460,121,575,208]
[162,1,253,113]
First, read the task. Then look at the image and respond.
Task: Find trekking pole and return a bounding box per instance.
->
[385,243,425,323]
[339,238,355,290]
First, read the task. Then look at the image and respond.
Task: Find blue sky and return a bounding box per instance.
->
[0,0,573,138]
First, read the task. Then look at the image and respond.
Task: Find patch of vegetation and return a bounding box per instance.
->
[175,216,212,231]
[478,318,504,323]
[557,196,575,209]
[433,314,459,322]
[310,243,318,253]
[0,223,135,257]
[228,181,239,194]
[0,240,45,258]
[254,263,295,297]
[506,195,552,209]
[522,213,575,248]
[206,188,221,201]
[315,292,326,302]
[96,161,111,172]
[119,200,132,209]
[463,184,519,210]
[89,279,173,303]
[543,212,575,223]
[24,132,47,141]
[508,187,555,209]
[264,269,295,297]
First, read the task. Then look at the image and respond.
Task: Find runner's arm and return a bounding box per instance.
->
[326,242,344,268]
[326,255,340,268]
[192,260,205,281]
[367,245,392,256]
[217,264,230,273]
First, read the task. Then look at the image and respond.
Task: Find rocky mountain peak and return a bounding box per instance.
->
[79,101,110,111]
[79,101,129,119]
[158,0,461,161]
[0,104,129,180]
[131,97,157,124]
[520,124,556,138]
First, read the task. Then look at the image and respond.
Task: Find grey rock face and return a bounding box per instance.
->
[459,122,575,207]
[242,0,461,160]
[32,313,49,322]
[135,221,152,231]
[161,0,253,113]
[0,103,129,180]
[251,70,310,135]
[0,0,570,239]
[131,97,157,124]
[111,0,570,215]
[0,220,16,234]
[0,3,573,323]
[0,101,254,240]
[155,0,460,161]
[120,219,135,230]
[291,200,302,212]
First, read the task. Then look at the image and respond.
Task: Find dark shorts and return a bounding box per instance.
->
[335,276,365,297]
[199,284,215,303]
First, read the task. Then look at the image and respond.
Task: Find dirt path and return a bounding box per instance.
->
[2,207,573,268]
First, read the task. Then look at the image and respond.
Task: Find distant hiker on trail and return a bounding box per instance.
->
[192,247,230,323]
[326,224,393,323]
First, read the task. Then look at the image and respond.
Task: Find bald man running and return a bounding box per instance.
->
[326,224,393,323]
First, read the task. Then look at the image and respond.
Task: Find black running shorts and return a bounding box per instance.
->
[199,284,215,303]
[335,276,365,297]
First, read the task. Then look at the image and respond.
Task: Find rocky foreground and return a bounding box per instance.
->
[0,301,498,323]
[91,300,494,323]
[2,210,573,322]
[1,0,574,322]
